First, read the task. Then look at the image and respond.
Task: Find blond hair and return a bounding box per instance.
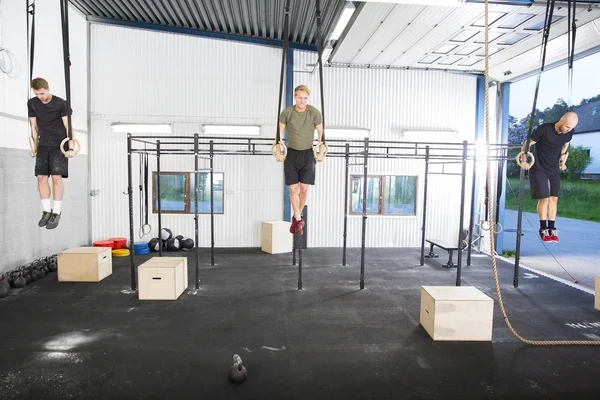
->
[31,77,49,90]
[294,85,310,95]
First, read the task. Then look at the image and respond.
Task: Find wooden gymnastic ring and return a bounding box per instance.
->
[313,142,328,162]
[515,151,534,170]
[60,137,81,158]
[272,141,287,162]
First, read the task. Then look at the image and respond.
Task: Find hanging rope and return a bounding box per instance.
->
[272,0,290,162]
[139,151,151,239]
[484,0,600,345]
[515,0,556,170]
[26,0,36,155]
[566,0,577,110]
[314,0,328,161]
[59,0,81,157]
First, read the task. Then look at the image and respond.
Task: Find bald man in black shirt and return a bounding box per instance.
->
[520,112,578,243]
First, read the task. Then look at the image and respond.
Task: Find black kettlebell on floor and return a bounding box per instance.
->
[11,274,26,288]
[0,279,10,298]
[228,354,247,384]
[48,262,57,272]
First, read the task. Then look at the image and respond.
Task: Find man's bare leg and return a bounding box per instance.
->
[547,196,558,221]
[51,176,64,214]
[289,183,301,220]
[38,175,51,210]
[298,183,309,218]
[537,198,549,222]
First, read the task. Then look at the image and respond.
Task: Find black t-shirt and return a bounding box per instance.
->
[27,95,72,146]
[529,122,573,172]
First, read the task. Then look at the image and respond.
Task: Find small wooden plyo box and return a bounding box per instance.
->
[138,257,188,300]
[261,221,293,254]
[57,247,113,282]
[595,276,600,311]
[420,286,494,341]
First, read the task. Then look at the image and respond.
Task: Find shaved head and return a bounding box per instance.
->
[556,111,578,134]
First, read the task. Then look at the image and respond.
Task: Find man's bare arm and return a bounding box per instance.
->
[278,122,286,142]
[315,123,323,143]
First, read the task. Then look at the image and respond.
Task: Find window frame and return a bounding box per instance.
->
[349,174,418,216]
[151,171,225,215]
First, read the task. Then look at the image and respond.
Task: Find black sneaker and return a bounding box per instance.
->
[38,211,52,227]
[46,212,61,230]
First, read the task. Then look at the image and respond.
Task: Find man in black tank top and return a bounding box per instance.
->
[519,112,578,243]
[27,77,75,230]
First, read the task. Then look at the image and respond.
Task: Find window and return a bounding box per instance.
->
[350,175,417,216]
[153,172,224,214]
[524,15,564,31]
[498,13,534,30]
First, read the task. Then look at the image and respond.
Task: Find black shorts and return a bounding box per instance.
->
[35,145,69,178]
[529,168,560,199]
[284,148,316,185]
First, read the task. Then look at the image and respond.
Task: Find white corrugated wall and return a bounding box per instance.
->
[89,24,285,246]
[89,24,483,249]
[294,50,479,248]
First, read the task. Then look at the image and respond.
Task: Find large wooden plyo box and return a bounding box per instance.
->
[57,247,113,282]
[595,276,600,311]
[138,257,188,300]
[261,221,293,254]
[420,286,494,341]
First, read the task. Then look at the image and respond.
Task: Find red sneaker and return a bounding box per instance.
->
[295,218,305,236]
[539,229,553,243]
[289,217,297,234]
[549,229,559,243]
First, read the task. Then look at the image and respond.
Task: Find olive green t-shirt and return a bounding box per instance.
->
[279,105,323,151]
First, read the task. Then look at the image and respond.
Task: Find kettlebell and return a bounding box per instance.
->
[12,275,26,288]
[0,280,10,298]
[228,354,247,384]
[48,262,58,272]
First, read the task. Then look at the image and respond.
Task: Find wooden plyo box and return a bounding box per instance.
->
[595,276,600,311]
[261,221,293,254]
[420,286,494,341]
[138,257,188,300]
[57,247,113,282]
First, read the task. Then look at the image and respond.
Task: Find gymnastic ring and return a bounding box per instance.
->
[139,224,152,239]
[28,136,36,157]
[272,141,287,162]
[60,137,81,158]
[479,220,503,234]
[313,142,328,162]
[494,222,503,234]
[515,151,535,170]
[479,220,491,231]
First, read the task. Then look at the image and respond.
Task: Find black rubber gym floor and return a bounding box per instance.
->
[1,247,600,399]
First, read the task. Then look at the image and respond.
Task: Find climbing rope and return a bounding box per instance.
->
[483,0,600,346]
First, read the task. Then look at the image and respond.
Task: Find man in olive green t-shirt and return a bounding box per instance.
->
[278,85,323,236]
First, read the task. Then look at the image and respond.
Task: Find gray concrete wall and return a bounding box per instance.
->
[0,147,89,275]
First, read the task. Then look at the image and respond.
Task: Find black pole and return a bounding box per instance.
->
[127,134,136,291]
[194,133,200,289]
[456,141,468,286]
[210,140,215,265]
[298,232,303,290]
[514,168,525,288]
[292,235,296,266]
[420,146,430,266]
[157,140,162,257]
[467,147,477,266]
[360,138,369,290]
[343,143,350,266]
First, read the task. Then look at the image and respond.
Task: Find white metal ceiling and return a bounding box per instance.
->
[330,2,600,82]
